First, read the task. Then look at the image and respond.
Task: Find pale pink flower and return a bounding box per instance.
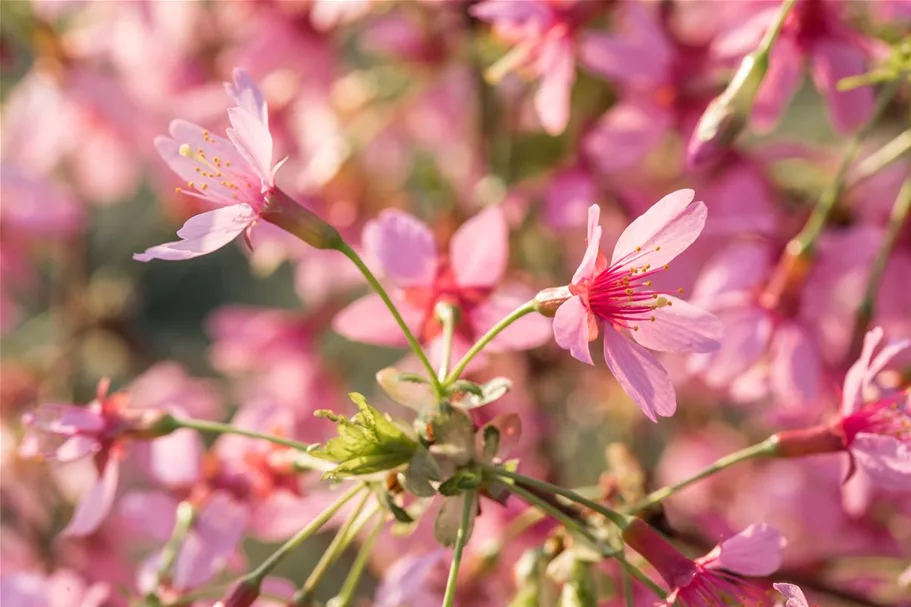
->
[553,190,720,420]
[0,165,83,237]
[624,519,785,606]
[838,327,911,489]
[333,206,551,367]
[773,583,813,607]
[134,69,285,262]
[713,0,879,133]
[471,0,604,135]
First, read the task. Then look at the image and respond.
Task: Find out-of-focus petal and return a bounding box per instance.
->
[118,491,178,541]
[706,523,785,576]
[553,296,594,365]
[534,36,575,135]
[62,458,120,537]
[770,322,821,407]
[544,167,596,229]
[690,240,772,307]
[631,296,721,353]
[602,327,676,421]
[841,326,882,416]
[773,583,810,607]
[147,429,202,488]
[752,36,804,132]
[578,3,670,85]
[332,294,423,347]
[450,205,508,288]
[583,101,671,173]
[473,286,552,352]
[611,189,706,270]
[363,210,438,287]
[133,204,257,262]
[850,433,911,489]
[173,491,248,591]
[810,39,874,134]
[688,305,772,388]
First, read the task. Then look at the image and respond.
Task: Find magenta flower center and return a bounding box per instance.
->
[840,391,911,445]
[579,247,679,331]
[671,568,773,607]
[402,260,491,343]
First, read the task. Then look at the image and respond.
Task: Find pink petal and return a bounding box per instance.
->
[534,36,575,135]
[250,490,330,542]
[55,435,101,462]
[850,432,911,489]
[583,101,671,173]
[227,107,274,187]
[544,167,596,229]
[864,335,911,395]
[631,296,721,353]
[363,210,438,287]
[810,39,874,134]
[147,429,202,488]
[769,322,821,407]
[602,327,676,421]
[688,305,772,388]
[611,189,707,270]
[709,523,785,576]
[450,205,508,288]
[332,294,423,347]
[578,3,670,86]
[118,491,178,542]
[752,36,804,132]
[572,205,603,284]
[62,458,120,537]
[841,326,883,415]
[773,583,810,607]
[553,296,594,365]
[469,0,553,30]
[472,286,552,352]
[173,491,248,591]
[133,204,257,262]
[225,69,268,129]
[690,240,772,307]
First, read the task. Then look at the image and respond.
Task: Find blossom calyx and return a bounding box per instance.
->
[533,286,573,317]
[260,188,342,251]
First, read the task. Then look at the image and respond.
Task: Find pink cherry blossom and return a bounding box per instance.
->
[0,569,110,607]
[624,518,784,606]
[333,206,551,367]
[552,190,721,420]
[134,69,285,262]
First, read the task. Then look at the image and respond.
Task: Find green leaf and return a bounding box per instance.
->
[396,372,431,385]
[448,379,485,398]
[558,560,597,607]
[310,393,417,479]
[383,492,414,523]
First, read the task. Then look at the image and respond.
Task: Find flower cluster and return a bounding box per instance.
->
[2,2,909,607]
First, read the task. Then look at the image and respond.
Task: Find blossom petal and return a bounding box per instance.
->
[709,523,785,576]
[841,326,883,415]
[631,296,721,353]
[173,491,248,591]
[810,39,874,134]
[688,305,772,388]
[363,210,438,287]
[572,205,603,284]
[578,3,670,85]
[770,322,821,407]
[333,294,423,347]
[610,189,706,270]
[773,583,810,607]
[752,37,804,132]
[583,101,671,173]
[690,240,772,307]
[133,204,256,262]
[225,68,268,128]
[553,296,594,365]
[450,205,508,288]
[602,327,676,421]
[62,458,120,537]
[227,107,274,187]
[147,429,203,488]
[534,36,575,135]
[118,491,178,542]
[473,286,552,352]
[851,432,911,489]
[864,335,911,394]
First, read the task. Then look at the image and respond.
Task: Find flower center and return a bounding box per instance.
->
[402,260,490,343]
[177,137,261,203]
[580,247,681,331]
[841,391,911,445]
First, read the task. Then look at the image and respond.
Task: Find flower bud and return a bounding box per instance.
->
[533,286,573,317]
[220,578,260,607]
[686,52,769,170]
[260,188,342,250]
[771,425,845,458]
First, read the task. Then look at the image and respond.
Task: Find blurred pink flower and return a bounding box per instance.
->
[624,519,784,606]
[0,165,83,237]
[471,0,604,135]
[333,206,551,367]
[135,69,285,262]
[553,190,720,420]
[0,569,109,607]
[713,0,878,133]
[375,550,448,607]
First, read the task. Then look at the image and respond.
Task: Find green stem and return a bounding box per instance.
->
[505,482,602,548]
[486,465,632,529]
[443,300,535,385]
[245,484,364,587]
[171,417,313,452]
[621,568,634,607]
[795,81,901,256]
[294,491,375,605]
[848,128,911,189]
[625,438,778,514]
[442,491,476,607]
[154,501,196,590]
[329,515,385,607]
[756,0,797,56]
[436,303,458,381]
[850,176,911,358]
[616,555,667,600]
[338,242,441,393]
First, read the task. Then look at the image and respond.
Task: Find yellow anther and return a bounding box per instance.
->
[654,246,661,251]
[188,181,194,188]
[662,264,669,270]
[636,246,641,252]
[625,288,633,295]
[201,184,208,190]
[677,287,684,293]
[644,281,652,286]
[632,326,639,331]
[650,316,656,322]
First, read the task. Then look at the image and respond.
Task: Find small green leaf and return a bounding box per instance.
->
[456,377,513,409]
[396,372,431,385]
[449,379,485,398]
[383,492,414,523]
[557,560,597,607]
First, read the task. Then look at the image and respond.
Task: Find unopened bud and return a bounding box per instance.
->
[686,52,769,170]
[771,425,845,458]
[533,286,573,317]
[220,578,260,607]
[261,188,342,250]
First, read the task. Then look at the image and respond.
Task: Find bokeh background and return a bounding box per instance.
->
[1,1,910,606]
